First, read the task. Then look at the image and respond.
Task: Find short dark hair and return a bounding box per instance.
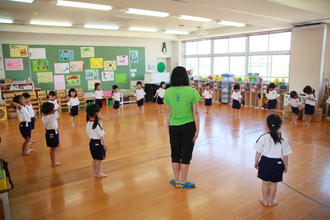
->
[41,102,54,114]
[22,92,30,99]
[303,86,315,94]
[94,83,101,91]
[136,81,142,86]
[290,91,298,98]
[205,83,211,88]
[68,88,77,97]
[267,83,276,93]
[86,104,100,129]
[170,66,189,86]
[112,85,118,90]
[160,81,166,86]
[234,84,240,90]
[13,95,23,104]
[48,91,56,97]
[266,114,283,144]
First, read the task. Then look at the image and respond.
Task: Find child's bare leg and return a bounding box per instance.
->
[171,162,181,182]
[180,164,190,183]
[260,181,270,206]
[92,160,97,175]
[50,148,61,167]
[268,182,278,206]
[23,138,33,155]
[95,160,107,178]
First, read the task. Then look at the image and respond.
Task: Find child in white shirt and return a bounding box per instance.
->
[303,86,317,126]
[22,92,36,143]
[134,81,146,114]
[154,81,166,113]
[231,84,242,115]
[266,83,280,113]
[203,83,213,114]
[67,88,80,126]
[112,85,121,117]
[48,90,60,118]
[288,91,301,125]
[94,83,104,109]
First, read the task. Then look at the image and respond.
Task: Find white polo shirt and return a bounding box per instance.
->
[231,91,242,101]
[86,121,105,139]
[94,90,104,99]
[48,100,59,110]
[156,88,166,98]
[68,97,80,107]
[254,134,292,159]
[42,113,59,130]
[113,92,121,102]
[26,104,35,118]
[134,89,146,101]
[203,90,213,99]
[305,94,316,106]
[17,106,32,123]
[289,98,301,108]
[266,90,280,100]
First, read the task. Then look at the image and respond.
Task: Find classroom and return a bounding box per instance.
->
[0,0,329,219]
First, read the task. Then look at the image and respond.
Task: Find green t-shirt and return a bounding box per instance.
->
[164,86,201,126]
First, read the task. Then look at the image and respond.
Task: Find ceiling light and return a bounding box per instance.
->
[165,30,189,35]
[126,8,169,17]
[30,20,72,27]
[218,20,246,27]
[129,27,157,32]
[0,18,14,24]
[178,15,211,22]
[84,24,119,30]
[10,0,34,3]
[56,0,112,11]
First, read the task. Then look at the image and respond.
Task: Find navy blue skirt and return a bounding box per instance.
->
[89,139,106,160]
[95,99,103,108]
[232,99,241,109]
[20,122,31,139]
[113,101,120,109]
[29,117,35,130]
[70,105,79,116]
[205,98,212,106]
[157,97,164,104]
[304,104,315,115]
[45,129,59,148]
[137,99,144,106]
[291,107,299,115]
[258,156,285,183]
[267,99,277,109]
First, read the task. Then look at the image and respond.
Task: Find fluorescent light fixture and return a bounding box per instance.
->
[84,24,119,30]
[56,0,112,11]
[0,18,14,24]
[218,20,246,27]
[10,0,34,3]
[126,8,169,17]
[30,20,72,27]
[165,30,189,35]
[129,27,157,32]
[178,15,211,22]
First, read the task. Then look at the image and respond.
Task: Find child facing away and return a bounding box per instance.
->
[203,83,213,114]
[22,92,36,143]
[266,83,280,113]
[41,102,61,167]
[48,91,60,117]
[254,114,292,207]
[86,104,108,178]
[67,88,80,126]
[13,95,33,155]
[134,81,146,114]
[154,81,166,113]
[231,84,242,115]
[288,91,301,125]
[303,86,317,126]
[112,85,121,117]
[94,83,104,109]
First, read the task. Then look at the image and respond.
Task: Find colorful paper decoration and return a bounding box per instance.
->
[36,72,53,84]
[88,80,100,91]
[90,58,103,69]
[29,48,46,59]
[54,75,65,90]
[70,61,84,72]
[66,75,81,86]
[129,50,138,64]
[9,45,28,57]
[54,63,70,74]
[115,73,128,83]
[104,60,116,70]
[116,56,129,66]
[85,69,99,80]
[32,60,49,72]
[80,47,94,58]
[5,58,24,71]
[58,49,74,61]
[157,62,166,73]
[102,71,114,81]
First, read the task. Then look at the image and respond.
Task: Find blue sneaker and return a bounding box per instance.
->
[169,179,181,187]
[181,181,196,189]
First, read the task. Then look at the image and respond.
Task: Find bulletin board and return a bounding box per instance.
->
[1,44,145,92]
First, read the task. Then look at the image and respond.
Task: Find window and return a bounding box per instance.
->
[249,56,269,77]
[197,40,211,54]
[229,37,246,53]
[269,32,291,51]
[198,57,211,76]
[271,55,290,78]
[249,35,268,52]
[214,39,228,54]
[185,58,198,75]
[214,57,229,74]
[185,41,197,55]
[230,56,245,76]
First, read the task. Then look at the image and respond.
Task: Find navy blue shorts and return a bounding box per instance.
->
[137,99,144,106]
[267,99,277,109]
[70,105,79,116]
[304,104,315,115]
[113,100,120,109]
[45,129,59,148]
[205,98,212,106]
[89,139,106,160]
[19,122,31,139]
[258,156,285,183]
[232,99,241,109]
[95,99,103,108]
[157,97,164,104]
[29,117,35,130]
[291,107,299,115]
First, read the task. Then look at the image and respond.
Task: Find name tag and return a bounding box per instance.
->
[278,161,282,164]
[95,143,99,146]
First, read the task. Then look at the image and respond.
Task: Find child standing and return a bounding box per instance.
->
[303,86,317,126]
[48,91,60,117]
[254,114,292,207]
[67,88,80,126]
[112,85,121,117]
[134,81,146,114]
[154,81,166,113]
[41,102,61,167]
[13,95,33,155]
[86,104,107,178]
[231,84,242,115]
[22,92,36,142]
[203,83,213,114]
[94,83,104,109]
[289,91,301,125]
[266,83,280,113]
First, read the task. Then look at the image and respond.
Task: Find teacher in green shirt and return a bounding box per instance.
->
[164,66,201,189]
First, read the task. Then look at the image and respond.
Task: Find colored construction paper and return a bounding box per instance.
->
[32,60,49,72]
[81,47,94,58]
[54,75,65,90]
[9,45,28,57]
[85,69,99,80]
[29,48,46,59]
[104,60,116,70]
[54,63,70,74]
[116,56,129,66]
[115,73,128,83]
[5,58,24,71]
[70,61,84,72]
[36,72,53,84]
[66,75,81,86]
[129,50,138,64]
[88,80,100,91]
[59,49,74,61]
[90,58,103,69]
[102,71,114,81]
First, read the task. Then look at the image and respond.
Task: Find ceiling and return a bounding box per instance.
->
[0,0,329,40]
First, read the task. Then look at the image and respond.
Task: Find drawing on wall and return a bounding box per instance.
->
[58,49,74,61]
[9,45,28,57]
[90,58,103,69]
[129,50,138,64]
[5,58,24,71]
[66,75,81,86]
[85,69,99,80]
[32,60,49,72]
[54,63,70,74]
[115,73,128,83]
[116,56,129,66]
[80,47,95,58]
[36,72,53,84]
[70,61,84,72]
[88,80,100,91]
[102,71,114,81]
[54,75,65,90]
[104,60,116,70]
[29,48,46,59]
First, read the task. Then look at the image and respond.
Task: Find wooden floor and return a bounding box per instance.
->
[1,103,330,220]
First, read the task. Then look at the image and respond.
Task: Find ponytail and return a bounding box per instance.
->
[92,114,99,129]
[266,114,283,144]
[86,104,101,130]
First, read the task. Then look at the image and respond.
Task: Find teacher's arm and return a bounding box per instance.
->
[192,103,200,143]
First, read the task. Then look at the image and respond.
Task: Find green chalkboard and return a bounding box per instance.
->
[2,44,145,92]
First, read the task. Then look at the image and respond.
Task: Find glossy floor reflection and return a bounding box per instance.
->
[1,103,330,219]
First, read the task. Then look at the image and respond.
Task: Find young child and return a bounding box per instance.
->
[86,104,107,178]
[112,85,121,117]
[203,83,213,114]
[48,91,60,117]
[41,102,61,167]
[303,85,317,126]
[254,114,292,207]
[266,83,280,113]
[231,84,242,115]
[67,88,80,126]
[22,92,36,142]
[134,81,146,114]
[154,81,166,113]
[288,91,301,125]
[13,95,33,155]
[94,83,104,109]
